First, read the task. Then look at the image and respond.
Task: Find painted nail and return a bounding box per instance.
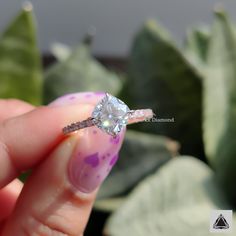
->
[49,92,105,107]
[68,128,125,193]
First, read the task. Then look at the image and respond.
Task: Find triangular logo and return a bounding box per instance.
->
[213,214,229,229]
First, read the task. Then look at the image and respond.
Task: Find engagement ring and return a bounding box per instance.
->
[63,93,153,136]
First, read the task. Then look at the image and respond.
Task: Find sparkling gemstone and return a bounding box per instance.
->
[92,93,130,135]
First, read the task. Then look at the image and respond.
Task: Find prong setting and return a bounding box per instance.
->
[91,93,130,135]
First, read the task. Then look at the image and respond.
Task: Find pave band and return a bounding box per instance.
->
[63,117,96,135]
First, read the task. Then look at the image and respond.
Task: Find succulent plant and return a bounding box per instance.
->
[0,5,42,105]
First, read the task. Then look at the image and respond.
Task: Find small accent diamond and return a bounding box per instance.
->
[92,93,130,135]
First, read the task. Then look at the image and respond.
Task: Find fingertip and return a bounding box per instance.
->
[68,126,126,193]
[0,179,23,221]
[0,99,34,122]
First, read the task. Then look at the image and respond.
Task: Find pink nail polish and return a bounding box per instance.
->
[49,92,106,107]
[68,128,125,193]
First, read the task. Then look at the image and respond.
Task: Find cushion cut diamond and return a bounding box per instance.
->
[92,93,130,135]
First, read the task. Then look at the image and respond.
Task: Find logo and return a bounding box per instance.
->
[210,210,232,233]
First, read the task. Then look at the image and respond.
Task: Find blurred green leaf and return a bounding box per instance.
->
[50,42,71,61]
[203,9,236,205]
[19,170,31,182]
[97,130,179,200]
[184,27,210,75]
[0,4,42,105]
[95,197,126,213]
[124,20,203,157]
[43,43,122,104]
[105,157,232,236]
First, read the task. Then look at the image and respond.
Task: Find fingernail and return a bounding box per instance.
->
[49,92,105,107]
[68,128,125,193]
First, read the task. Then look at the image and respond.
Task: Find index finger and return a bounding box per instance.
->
[0,103,94,188]
[0,99,34,122]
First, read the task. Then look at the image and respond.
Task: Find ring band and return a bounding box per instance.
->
[62,93,153,136]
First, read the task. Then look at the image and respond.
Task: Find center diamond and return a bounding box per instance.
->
[92,93,130,136]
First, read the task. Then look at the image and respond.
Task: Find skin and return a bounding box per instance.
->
[0,93,127,236]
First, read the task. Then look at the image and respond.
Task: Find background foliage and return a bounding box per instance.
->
[0,4,236,236]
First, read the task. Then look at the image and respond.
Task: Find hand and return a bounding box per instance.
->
[0,92,125,235]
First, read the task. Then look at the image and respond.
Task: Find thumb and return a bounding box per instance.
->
[2,123,125,235]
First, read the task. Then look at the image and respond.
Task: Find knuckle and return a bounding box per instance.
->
[64,184,96,206]
[0,129,19,171]
[22,213,73,236]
